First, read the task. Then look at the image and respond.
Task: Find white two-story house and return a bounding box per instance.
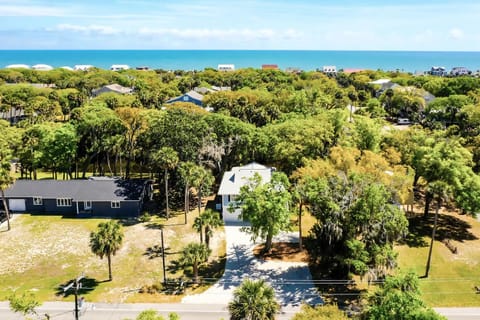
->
[217,162,274,223]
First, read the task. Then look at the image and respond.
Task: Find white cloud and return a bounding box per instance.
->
[137,27,297,41]
[47,24,120,35]
[0,4,66,16]
[449,27,464,40]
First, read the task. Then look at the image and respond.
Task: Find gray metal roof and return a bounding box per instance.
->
[166,90,204,104]
[217,162,272,195]
[4,179,148,201]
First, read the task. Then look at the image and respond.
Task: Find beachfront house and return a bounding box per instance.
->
[5,64,30,69]
[450,67,471,76]
[217,162,274,223]
[32,64,53,71]
[110,64,130,71]
[92,84,134,97]
[322,65,337,75]
[3,178,153,218]
[217,64,235,72]
[165,90,204,107]
[74,65,94,71]
[262,64,279,70]
[430,66,448,76]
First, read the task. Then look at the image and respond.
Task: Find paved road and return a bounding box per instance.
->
[434,308,480,320]
[0,301,301,320]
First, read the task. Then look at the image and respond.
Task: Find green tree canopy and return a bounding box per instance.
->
[363,271,446,320]
[234,171,292,252]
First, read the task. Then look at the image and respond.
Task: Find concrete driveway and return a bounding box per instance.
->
[182,223,323,309]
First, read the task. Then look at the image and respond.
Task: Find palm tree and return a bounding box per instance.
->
[192,216,204,244]
[179,242,211,284]
[190,166,214,216]
[90,220,124,281]
[151,147,178,219]
[228,279,280,320]
[199,209,223,248]
[178,161,197,224]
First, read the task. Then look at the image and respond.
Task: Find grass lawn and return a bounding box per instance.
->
[0,205,226,304]
[396,209,480,307]
[294,205,480,307]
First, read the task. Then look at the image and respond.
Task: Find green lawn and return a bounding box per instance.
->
[0,208,225,304]
[396,212,480,307]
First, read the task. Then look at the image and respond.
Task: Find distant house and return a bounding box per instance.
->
[217,64,235,72]
[74,65,93,71]
[217,162,274,223]
[285,67,302,74]
[0,107,27,124]
[3,178,152,218]
[32,64,53,71]
[165,90,204,106]
[110,64,130,71]
[262,64,279,70]
[136,66,149,71]
[322,65,337,75]
[92,84,134,97]
[211,86,231,92]
[430,66,447,76]
[342,68,365,74]
[5,64,30,69]
[450,67,471,76]
[369,79,400,97]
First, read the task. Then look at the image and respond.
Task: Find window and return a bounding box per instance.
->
[33,197,43,206]
[111,201,121,209]
[84,201,92,210]
[56,198,72,207]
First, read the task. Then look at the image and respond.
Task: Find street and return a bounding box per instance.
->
[0,301,300,320]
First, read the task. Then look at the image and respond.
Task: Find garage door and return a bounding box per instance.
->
[9,199,26,212]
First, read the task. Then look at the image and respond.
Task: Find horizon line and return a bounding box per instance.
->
[1,49,480,53]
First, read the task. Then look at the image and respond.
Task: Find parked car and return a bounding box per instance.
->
[397,118,411,125]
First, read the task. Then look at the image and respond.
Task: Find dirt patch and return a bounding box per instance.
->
[253,242,309,262]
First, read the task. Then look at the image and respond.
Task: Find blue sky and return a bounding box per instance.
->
[0,0,479,50]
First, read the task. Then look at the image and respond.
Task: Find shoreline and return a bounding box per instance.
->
[1,50,480,73]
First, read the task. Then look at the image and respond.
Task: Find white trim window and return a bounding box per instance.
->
[56,198,72,207]
[33,197,43,206]
[111,201,121,209]
[84,201,92,210]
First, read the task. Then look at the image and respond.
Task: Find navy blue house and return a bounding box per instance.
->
[165,90,204,106]
[3,178,153,218]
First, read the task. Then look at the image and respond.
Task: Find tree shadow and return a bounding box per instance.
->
[166,260,184,275]
[144,222,164,230]
[200,254,226,280]
[400,213,478,248]
[56,277,101,297]
[118,218,140,227]
[143,245,179,260]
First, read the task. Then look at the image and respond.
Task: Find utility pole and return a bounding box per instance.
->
[63,272,85,320]
[161,228,166,285]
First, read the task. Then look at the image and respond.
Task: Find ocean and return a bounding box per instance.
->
[1,50,480,73]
